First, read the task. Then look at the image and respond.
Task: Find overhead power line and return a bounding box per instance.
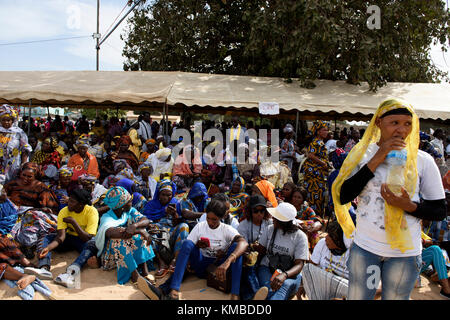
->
[0,35,91,47]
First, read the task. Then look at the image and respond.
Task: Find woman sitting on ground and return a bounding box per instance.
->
[5,162,59,215]
[0,235,38,291]
[115,135,140,173]
[301,221,352,300]
[289,187,322,250]
[95,186,154,285]
[238,194,273,300]
[142,179,189,279]
[51,165,77,212]
[135,163,157,201]
[177,182,210,229]
[31,137,62,169]
[225,177,249,221]
[138,198,248,300]
[252,202,309,300]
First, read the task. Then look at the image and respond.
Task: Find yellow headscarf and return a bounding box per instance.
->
[332,98,420,253]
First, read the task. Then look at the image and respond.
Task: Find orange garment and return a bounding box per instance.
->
[67,152,100,179]
[256,180,278,208]
[172,148,202,176]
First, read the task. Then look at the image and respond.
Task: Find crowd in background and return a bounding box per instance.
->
[0,102,449,300]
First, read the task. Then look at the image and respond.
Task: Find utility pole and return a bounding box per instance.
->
[96,0,100,71]
[93,0,101,117]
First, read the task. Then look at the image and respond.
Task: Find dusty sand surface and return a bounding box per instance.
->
[0,250,447,301]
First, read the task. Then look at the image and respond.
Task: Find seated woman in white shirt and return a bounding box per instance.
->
[302,221,352,300]
[137,198,248,300]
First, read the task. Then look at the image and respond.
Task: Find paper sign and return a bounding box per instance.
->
[258,102,280,115]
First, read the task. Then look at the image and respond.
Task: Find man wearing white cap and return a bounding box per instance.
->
[252,202,309,300]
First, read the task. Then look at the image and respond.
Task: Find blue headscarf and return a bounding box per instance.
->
[115,178,135,194]
[187,182,209,211]
[142,179,178,221]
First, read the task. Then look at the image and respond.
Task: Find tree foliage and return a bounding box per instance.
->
[122,0,449,91]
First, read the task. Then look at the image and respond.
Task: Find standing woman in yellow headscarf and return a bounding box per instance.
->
[0,105,33,183]
[332,99,446,300]
[301,121,331,217]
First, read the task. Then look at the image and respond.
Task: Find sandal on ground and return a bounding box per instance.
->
[137,276,162,300]
[154,268,169,279]
[54,273,75,288]
[143,274,156,285]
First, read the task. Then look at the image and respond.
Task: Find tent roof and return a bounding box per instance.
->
[0,71,448,120]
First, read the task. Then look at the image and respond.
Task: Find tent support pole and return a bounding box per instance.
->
[295,110,299,138]
[28,99,32,136]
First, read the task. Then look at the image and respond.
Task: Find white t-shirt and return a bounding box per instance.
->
[187,221,240,258]
[198,213,239,230]
[311,238,351,279]
[351,143,445,257]
[259,225,309,267]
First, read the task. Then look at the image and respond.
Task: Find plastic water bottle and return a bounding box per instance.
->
[385,149,407,196]
[67,264,81,289]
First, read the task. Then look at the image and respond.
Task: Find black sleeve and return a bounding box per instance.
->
[405,199,447,221]
[339,164,375,204]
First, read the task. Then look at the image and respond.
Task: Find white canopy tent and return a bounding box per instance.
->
[0,70,449,121]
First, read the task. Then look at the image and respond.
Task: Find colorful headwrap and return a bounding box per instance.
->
[0,104,18,120]
[332,98,419,253]
[159,179,173,193]
[78,174,97,184]
[119,135,132,146]
[138,163,152,174]
[104,186,132,210]
[76,134,90,148]
[113,159,129,172]
[231,176,245,194]
[145,139,156,145]
[21,162,40,174]
[44,137,59,150]
[58,165,73,178]
[311,120,330,137]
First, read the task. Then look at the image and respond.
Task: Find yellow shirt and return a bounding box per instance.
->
[57,205,99,237]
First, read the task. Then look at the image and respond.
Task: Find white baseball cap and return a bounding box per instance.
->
[267,202,297,222]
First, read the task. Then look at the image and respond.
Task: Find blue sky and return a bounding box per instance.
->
[0,0,449,76]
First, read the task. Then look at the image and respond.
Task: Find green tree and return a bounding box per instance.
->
[122,0,449,92]
[81,108,126,120]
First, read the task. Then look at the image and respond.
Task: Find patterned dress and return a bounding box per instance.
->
[101,208,155,285]
[302,137,328,217]
[297,204,321,249]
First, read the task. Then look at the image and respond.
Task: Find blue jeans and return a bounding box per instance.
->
[347,243,422,300]
[256,265,302,300]
[161,240,243,296]
[38,233,97,269]
[240,265,260,300]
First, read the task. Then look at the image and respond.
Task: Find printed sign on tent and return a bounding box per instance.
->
[258,102,279,115]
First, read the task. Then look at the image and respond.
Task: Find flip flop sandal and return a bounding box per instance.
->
[54,273,75,288]
[137,276,161,300]
[154,268,169,279]
[144,274,156,285]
